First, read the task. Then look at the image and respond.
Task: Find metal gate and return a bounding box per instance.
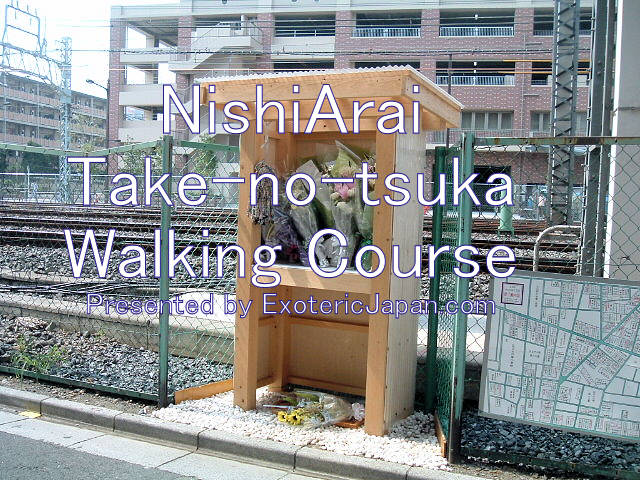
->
[424,133,474,462]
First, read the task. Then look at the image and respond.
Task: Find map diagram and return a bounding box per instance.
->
[480,271,640,442]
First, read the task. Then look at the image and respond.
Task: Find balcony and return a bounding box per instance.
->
[169,21,261,72]
[120,49,173,65]
[74,104,107,119]
[2,111,59,128]
[427,128,588,144]
[119,119,175,143]
[531,75,590,87]
[70,124,105,136]
[2,87,59,107]
[352,26,420,38]
[119,84,171,107]
[533,29,592,36]
[0,133,59,148]
[439,25,513,37]
[271,36,335,60]
[436,75,515,86]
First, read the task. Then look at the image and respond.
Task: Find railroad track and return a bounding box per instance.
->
[0,204,575,273]
[0,203,548,234]
[0,228,577,275]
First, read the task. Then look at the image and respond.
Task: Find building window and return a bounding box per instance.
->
[274,15,335,37]
[461,111,513,132]
[576,112,588,134]
[531,111,551,133]
[532,111,588,134]
[272,61,334,72]
[353,12,421,38]
[439,9,514,37]
[534,8,592,36]
[531,61,590,86]
[354,61,420,69]
[436,61,515,86]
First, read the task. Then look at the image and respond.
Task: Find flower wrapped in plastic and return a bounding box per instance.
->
[263,389,354,429]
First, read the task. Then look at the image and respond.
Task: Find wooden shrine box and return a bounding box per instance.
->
[199,67,462,435]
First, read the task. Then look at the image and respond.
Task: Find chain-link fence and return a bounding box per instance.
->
[2,134,639,476]
[163,139,240,399]
[0,138,240,403]
[0,140,167,401]
[438,135,640,478]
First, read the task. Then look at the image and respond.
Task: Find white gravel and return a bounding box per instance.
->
[152,387,448,470]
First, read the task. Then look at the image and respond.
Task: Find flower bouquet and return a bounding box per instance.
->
[264,389,354,429]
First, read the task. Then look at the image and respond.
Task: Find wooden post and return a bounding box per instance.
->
[234,124,261,410]
[364,130,396,436]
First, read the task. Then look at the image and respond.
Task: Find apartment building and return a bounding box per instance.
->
[0,72,108,150]
[109,0,593,184]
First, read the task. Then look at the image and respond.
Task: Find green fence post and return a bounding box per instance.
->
[425,147,447,412]
[158,135,173,407]
[448,132,474,463]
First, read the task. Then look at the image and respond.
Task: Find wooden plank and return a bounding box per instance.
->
[287,376,366,397]
[257,375,275,388]
[402,77,462,128]
[288,315,369,334]
[287,287,370,325]
[203,73,406,105]
[289,323,368,390]
[364,129,396,436]
[269,286,291,392]
[434,413,448,458]
[174,378,233,404]
[384,121,423,426]
[234,123,262,411]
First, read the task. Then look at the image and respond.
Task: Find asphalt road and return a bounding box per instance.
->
[0,409,311,480]
[0,431,194,480]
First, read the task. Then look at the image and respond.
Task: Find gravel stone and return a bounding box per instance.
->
[462,410,640,473]
[0,314,232,394]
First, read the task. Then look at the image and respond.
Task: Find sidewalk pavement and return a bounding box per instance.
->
[0,385,482,480]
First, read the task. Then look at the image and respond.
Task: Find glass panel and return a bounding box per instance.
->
[461,112,473,129]
[487,113,499,130]
[501,112,513,130]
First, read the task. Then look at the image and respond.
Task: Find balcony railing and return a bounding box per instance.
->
[531,75,590,87]
[427,129,588,144]
[352,26,420,38]
[533,29,592,36]
[0,133,59,148]
[436,75,515,86]
[439,25,514,37]
[2,87,59,107]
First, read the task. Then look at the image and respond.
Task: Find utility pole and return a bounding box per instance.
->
[1,1,72,202]
[59,36,72,203]
[593,0,616,276]
[579,0,606,275]
[547,0,581,225]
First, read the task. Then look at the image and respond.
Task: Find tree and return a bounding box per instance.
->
[0,149,8,173]
[21,141,58,173]
[119,136,163,176]
[188,134,221,177]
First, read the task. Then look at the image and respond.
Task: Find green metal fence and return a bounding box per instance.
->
[424,133,474,462]
[161,138,240,400]
[0,137,240,406]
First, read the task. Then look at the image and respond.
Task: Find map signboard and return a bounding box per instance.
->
[480,270,640,442]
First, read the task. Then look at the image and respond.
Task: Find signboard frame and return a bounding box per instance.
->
[480,269,640,443]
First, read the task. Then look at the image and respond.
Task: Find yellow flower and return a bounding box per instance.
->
[277,411,287,422]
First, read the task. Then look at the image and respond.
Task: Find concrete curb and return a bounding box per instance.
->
[0,385,471,480]
[0,385,48,412]
[114,412,206,448]
[41,397,119,430]
[295,445,410,480]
